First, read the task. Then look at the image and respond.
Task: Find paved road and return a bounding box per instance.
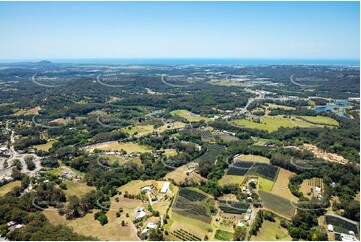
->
[4,121,43,176]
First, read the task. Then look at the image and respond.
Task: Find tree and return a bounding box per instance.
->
[233,226,246,241]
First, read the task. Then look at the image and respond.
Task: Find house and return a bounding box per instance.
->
[245,214,251,221]
[315,186,321,194]
[160,182,170,194]
[237,221,245,227]
[146,222,157,229]
[136,209,146,219]
[141,186,152,192]
[246,208,252,214]
[328,224,334,232]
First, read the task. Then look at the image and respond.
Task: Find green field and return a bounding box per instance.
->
[214,229,234,241]
[298,115,339,126]
[258,190,296,219]
[170,109,211,122]
[233,116,312,132]
[0,181,21,196]
[33,140,55,151]
[251,218,291,241]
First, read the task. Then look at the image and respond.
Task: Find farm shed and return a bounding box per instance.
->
[160,182,170,193]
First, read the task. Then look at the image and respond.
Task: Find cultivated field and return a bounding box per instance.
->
[214,229,234,241]
[271,168,298,201]
[251,218,291,241]
[258,190,296,219]
[170,109,211,122]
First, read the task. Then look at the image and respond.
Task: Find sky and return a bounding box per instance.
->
[0,1,359,60]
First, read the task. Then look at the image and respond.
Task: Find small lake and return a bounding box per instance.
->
[314,100,349,118]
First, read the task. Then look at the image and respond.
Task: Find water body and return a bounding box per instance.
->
[315,101,349,118]
[2,58,359,65]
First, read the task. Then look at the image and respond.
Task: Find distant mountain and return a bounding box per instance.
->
[37,60,52,64]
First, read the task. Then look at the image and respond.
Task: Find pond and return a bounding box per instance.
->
[314,100,349,118]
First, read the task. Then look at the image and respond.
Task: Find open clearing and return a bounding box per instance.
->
[302,144,348,164]
[300,178,324,199]
[258,190,296,219]
[63,181,95,199]
[251,218,291,241]
[170,109,210,122]
[13,106,41,116]
[219,175,245,186]
[265,103,296,110]
[87,141,152,153]
[165,163,205,184]
[234,154,270,164]
[0,181,21,196]
[271,168,298,201]
[233,115,333,132]
[33,140,55,151]
[298,115,339,126]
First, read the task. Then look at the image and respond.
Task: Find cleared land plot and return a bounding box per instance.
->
[251,218,291,241]
[234,154,270,164]
[265,104,296,110]
[219,175,245,186]
[67,209,139,241]
[271,169,298,201]
[13,106,41,116]
[33,140,55,151]
[170,109,211,122]
[104,155,142,166]
[165,163,205,184]
[118,179,158,195]
[232,115,332,133]
[122,124,156,136]
[43,209,67,225]
[300,178,324,199]
[258,190,296,219]
[214,229,234,241]
[0,181,21,196]
[298,115,339,126]
[88,141,152,153]
[63,181,95,199]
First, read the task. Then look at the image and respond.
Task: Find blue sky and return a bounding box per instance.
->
[0,1,359,60]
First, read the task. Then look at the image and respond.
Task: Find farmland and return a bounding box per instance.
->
[271,168,298,200]
[173,188,211,223]
[298,115,339,126]
[232,115,331,132]
[325,214,359,235]
[214,229,234,241]
[218,200,250,215]
[258,190,296,219]
[227,162,279,182]
[234,154,270,164]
